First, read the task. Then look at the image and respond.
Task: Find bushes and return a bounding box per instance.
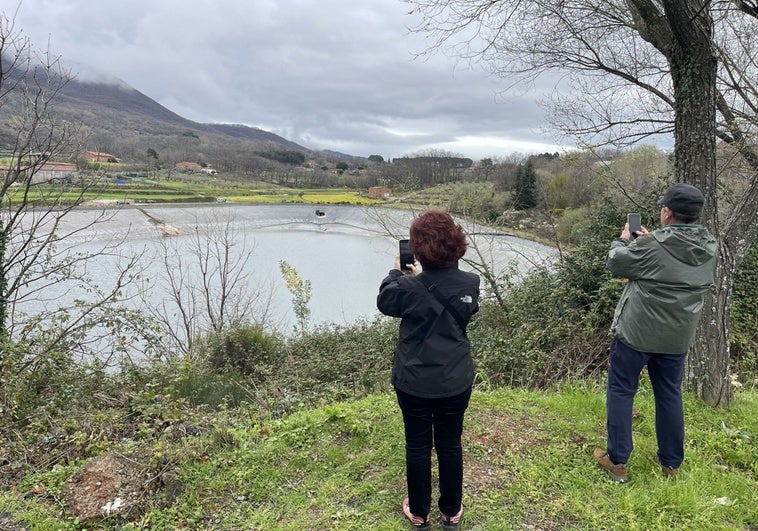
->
[154,318,397,412]
[471,268,611,389]
[196,323,284,381]
[555,207,592,246]
[732,243,758,383]
[0,338,98,425]
[283,317,397,400]
[471,207,625,388]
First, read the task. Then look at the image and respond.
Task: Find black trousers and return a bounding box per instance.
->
[395,386,472,518]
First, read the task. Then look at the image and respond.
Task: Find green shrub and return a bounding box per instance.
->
[555,207,592,245]
[283,317,397,400]
[0,338,96,425]
[471,268,608,388]
[197,323,284,381]
[471,207,625,387]
[732,243,758,383]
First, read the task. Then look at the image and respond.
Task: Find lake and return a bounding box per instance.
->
[13,204,556,356]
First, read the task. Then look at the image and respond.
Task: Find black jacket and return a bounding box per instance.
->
[377,265,480,398]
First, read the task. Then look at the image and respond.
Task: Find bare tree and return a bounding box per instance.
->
[143,212,276,357]
[405,0,758,406]
[1,12,163,413]
[393,149,474,187]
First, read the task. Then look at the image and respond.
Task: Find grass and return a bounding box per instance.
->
[7,179,378,206]
[1,382,756,530]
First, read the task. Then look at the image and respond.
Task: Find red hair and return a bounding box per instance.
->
[409,210,468,268]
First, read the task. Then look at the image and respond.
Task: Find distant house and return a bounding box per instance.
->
[0,162,79,184]
[31,162,79,184]
[175,161,202,172]
[368,186,392,199]
[80,150,121,163]
[201,167,218,175]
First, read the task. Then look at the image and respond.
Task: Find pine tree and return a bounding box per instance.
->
[513,160,538,210]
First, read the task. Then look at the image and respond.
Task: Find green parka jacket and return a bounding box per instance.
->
[606,224,717,354]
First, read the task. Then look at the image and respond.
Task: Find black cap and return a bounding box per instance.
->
[656,183,704,217]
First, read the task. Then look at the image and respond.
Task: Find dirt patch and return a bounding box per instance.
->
[62,453,156,521]
[464,407,544,494]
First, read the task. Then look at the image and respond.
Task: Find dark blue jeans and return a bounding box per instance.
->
[606,338,686,468]
[395,387,471,518]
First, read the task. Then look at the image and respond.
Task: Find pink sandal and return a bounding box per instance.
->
[402,497,430,529]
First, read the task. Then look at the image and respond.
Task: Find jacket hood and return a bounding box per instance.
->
[653,225,717,266]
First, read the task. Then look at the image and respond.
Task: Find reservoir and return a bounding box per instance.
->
[13,204,556,356]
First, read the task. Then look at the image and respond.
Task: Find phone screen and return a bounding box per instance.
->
[399,239,414,271]
[627,213,641,239]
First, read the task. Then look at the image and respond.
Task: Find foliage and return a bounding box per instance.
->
[445,181,505,222]
[0,337,108,425]
[512,160,538,210]
[471,205,625,387]
[555,207,593,245]
[471,274,612,389]
[279,260,312,334]
[282,317,397,401]
[196,323,284,381]
[256,150,306,165]
[732,243,758,384]
[544,172,575,210]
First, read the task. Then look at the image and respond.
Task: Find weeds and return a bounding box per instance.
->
[2,388,756,529]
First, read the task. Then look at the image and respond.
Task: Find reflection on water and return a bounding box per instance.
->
[15,204,556,355]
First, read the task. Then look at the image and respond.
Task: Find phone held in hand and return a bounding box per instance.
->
[627,213,641,239]
[399,239,414,271]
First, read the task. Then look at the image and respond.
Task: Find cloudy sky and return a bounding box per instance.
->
[11,0,567,161]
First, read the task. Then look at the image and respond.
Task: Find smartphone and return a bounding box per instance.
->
[627,213,641,239]
[399,239,414,271]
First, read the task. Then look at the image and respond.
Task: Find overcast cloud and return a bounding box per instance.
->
[11,0,567,161]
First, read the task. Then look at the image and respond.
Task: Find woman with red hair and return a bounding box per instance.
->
[377,209,480,530]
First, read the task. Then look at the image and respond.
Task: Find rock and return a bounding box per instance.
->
[62,453,152,522]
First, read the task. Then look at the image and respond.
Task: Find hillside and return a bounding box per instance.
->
[0,66,312,163]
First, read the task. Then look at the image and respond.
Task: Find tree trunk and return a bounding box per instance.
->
[688,253,734,406]
[0,222,7,341]
[664,1,730,406]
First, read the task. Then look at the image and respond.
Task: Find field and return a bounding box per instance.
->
[3,171,377,206]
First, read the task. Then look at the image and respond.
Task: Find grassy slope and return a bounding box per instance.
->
[2,384,756,530]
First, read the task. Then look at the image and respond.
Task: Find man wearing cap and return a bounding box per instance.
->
[593,183,717,482]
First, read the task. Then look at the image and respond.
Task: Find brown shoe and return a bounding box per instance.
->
[654,455,678,478]
[593,448,628,482]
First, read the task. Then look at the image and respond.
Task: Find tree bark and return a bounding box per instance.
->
[689,255,734,406]
[662,1,731,406]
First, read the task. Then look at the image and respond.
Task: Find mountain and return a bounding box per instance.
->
[59,78,307,149]
[321,149,360,160]
[1,67,311,164]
